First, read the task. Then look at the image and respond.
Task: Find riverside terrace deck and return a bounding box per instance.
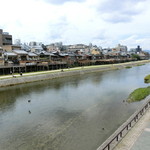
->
[0,61,67,75]
[0,58,138,75]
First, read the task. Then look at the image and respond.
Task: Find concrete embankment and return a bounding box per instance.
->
[0,60,150,87]
[0,66,113,87]
[114,107,150,150]
[97,96,150,150]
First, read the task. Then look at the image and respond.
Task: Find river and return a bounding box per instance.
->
[0,63,149,150]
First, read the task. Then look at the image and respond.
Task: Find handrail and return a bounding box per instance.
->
[97,95,150,150]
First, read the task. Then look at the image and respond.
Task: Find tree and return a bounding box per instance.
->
[131,54,140,60]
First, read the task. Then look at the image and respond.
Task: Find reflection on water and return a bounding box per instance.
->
[0,64,150,150]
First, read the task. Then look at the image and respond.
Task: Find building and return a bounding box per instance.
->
[29,41,42,47]
[46,42,63,52]
[136,45,142,53]
[0,29,12,47]
[29,41,44,53]
[2,45,21,51]
[67,44,88,53]
[14,39,21,46]
[129,46,142,54]
[115,44,127,52]
[0,47,4,65]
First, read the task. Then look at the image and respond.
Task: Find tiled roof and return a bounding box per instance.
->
[28,52,38,57]
[4,52,17,56]
[13,50,28,55]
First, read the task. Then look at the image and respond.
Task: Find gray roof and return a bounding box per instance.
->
[36,52,57,56]
[59,53,68,57]
[4,52,17,56]
[13,50,28,55]
[28,52,38,57]
[49,53,56,56]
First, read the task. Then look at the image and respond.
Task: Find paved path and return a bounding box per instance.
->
[0,65,111,80]
[114,108,150,150]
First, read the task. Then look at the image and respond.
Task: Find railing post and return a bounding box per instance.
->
[140,110,143,115]
[126,125,129,130]
[116,135,119,141]
[108,144,110,150]
[134,117,136,122]
[120,132,122,138]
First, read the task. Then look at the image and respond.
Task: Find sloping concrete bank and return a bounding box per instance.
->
[0,60,150,87]
[0,66,114,87]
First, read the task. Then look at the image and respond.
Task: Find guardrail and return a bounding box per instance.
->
[97,95,150,150]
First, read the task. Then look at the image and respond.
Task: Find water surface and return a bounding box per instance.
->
[0,64,149,150]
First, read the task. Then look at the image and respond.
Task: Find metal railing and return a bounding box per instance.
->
[97,95,150,150]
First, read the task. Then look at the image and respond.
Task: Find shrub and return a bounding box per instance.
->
[144,74,150,83]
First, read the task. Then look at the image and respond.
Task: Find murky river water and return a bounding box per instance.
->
[0,64,150,150]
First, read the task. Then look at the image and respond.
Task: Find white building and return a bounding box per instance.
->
[115,44,127,52]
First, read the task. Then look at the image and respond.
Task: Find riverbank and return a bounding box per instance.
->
[0,60,150,87]
[97,95,150,150]
[114,100,150,150]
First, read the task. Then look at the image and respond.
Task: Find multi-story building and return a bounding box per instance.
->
[0,46,4,65]
[129,46,142,54]
[115,44,128,52]
[29,41,43,53]
[0,29,12,47]
[29,41,42,47]
[46,42,63,52]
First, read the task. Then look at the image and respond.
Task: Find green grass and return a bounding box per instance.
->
[127,86,150,103]
[144,74,150,83]
[136,64,145,66]
[125,66,132,69]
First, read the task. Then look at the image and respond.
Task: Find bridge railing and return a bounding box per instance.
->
[97,95,150,150]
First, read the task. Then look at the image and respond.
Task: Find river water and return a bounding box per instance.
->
[0,64,149,150]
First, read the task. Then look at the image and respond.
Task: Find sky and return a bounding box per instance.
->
[0,0,150,50]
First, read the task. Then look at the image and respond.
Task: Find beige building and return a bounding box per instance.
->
[2,45,21,51]
[0,47,4,65]
[0,29,12,47]
[91,49,101,55]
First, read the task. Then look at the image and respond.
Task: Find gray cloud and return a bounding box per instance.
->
[99,0,145,12]
[97,0,146,23]
[46,16,69,41]
[103,14,132,23]
[43,0,84,5]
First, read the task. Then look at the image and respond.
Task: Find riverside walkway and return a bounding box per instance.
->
[114,106,150,150]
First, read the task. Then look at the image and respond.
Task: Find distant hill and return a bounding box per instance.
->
[143,50,150,54]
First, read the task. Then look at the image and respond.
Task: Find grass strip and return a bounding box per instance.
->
[127,86,150,102]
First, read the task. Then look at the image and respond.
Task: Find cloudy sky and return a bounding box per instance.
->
[0,0,150,49]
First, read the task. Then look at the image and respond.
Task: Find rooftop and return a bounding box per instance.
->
[13,50,28,55]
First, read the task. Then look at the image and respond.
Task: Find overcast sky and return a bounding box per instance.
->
[0,0,150,49]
